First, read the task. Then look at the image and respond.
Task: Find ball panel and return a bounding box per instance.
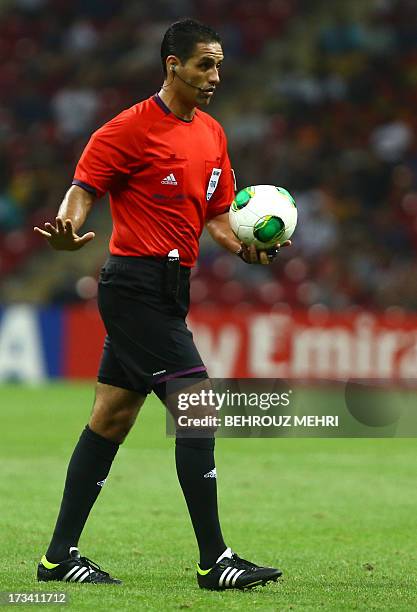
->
[231,186,255,211]
[276,186,296,207]
[237,224,257,244]
[253,215,285,244]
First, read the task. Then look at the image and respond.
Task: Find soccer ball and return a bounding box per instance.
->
[229,185,297,249]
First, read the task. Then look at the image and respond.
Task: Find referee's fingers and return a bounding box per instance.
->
[56,218,65,233]
[44,222,58,235]
[249,244,258,264]
[34,227,52,238]
[259,251,270,265]
[76,232,96,245]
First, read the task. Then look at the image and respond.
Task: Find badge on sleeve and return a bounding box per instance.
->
[206,168,222,201]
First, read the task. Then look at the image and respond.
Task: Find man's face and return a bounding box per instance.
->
[172,41,224,107]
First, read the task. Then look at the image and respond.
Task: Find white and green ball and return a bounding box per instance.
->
[229,185,297,249]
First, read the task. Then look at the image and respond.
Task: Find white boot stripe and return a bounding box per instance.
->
[231,569,245,586]
[70,567,87,582]
[62,566,79,581]
[218,566,232,587]
[76,569,90,583]
[225,568,238,587]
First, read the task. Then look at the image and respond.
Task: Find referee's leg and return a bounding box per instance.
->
[44,383,144,562]
[89,382,145,443]
[157,377,227,571]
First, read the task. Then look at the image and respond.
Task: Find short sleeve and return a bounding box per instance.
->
[73,109,140,199]
[205,127,236,221]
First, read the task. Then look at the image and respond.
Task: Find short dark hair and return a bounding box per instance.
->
[161,18,222,77]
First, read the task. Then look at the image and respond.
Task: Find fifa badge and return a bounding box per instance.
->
[206,168,222,200]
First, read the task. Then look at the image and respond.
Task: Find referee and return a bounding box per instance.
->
[34,19,287,590]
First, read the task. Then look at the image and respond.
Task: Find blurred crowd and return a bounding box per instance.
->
[1,0,417,311]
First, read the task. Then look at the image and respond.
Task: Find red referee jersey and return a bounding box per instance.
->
[73,94,235,267]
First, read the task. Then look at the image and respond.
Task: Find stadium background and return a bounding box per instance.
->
[1,2,417,609]
[1,0,417,382]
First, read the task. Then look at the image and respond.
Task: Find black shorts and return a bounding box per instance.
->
[97,255,206,398]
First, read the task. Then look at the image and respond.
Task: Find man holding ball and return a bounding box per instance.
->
[35,18,289,590]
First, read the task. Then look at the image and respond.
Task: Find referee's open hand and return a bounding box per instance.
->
[34,218,95,251]
[238,240,292,264]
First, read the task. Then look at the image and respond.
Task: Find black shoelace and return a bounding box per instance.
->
[79,556,110,578]
[225,554,257,570]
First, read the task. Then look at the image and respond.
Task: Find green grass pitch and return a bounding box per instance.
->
[1,382,417,611]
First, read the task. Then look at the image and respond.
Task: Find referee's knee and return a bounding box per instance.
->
[89,417,134,444]
[90,403,141,443]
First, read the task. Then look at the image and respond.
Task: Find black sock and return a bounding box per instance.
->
[175,436,226,569]
[46,425,119,563]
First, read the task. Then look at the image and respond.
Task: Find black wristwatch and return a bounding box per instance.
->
[266,247,280,261]
[236,246,280,262]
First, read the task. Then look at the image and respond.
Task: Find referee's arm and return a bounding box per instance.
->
[34,185,96,251]
[206,212,241,256]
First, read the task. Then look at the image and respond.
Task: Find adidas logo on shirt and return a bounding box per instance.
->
[161,173,178,185]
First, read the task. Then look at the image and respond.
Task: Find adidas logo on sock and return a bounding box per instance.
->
[204,468,217,479]
[97,479,107,487]
[161,173,178,185]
